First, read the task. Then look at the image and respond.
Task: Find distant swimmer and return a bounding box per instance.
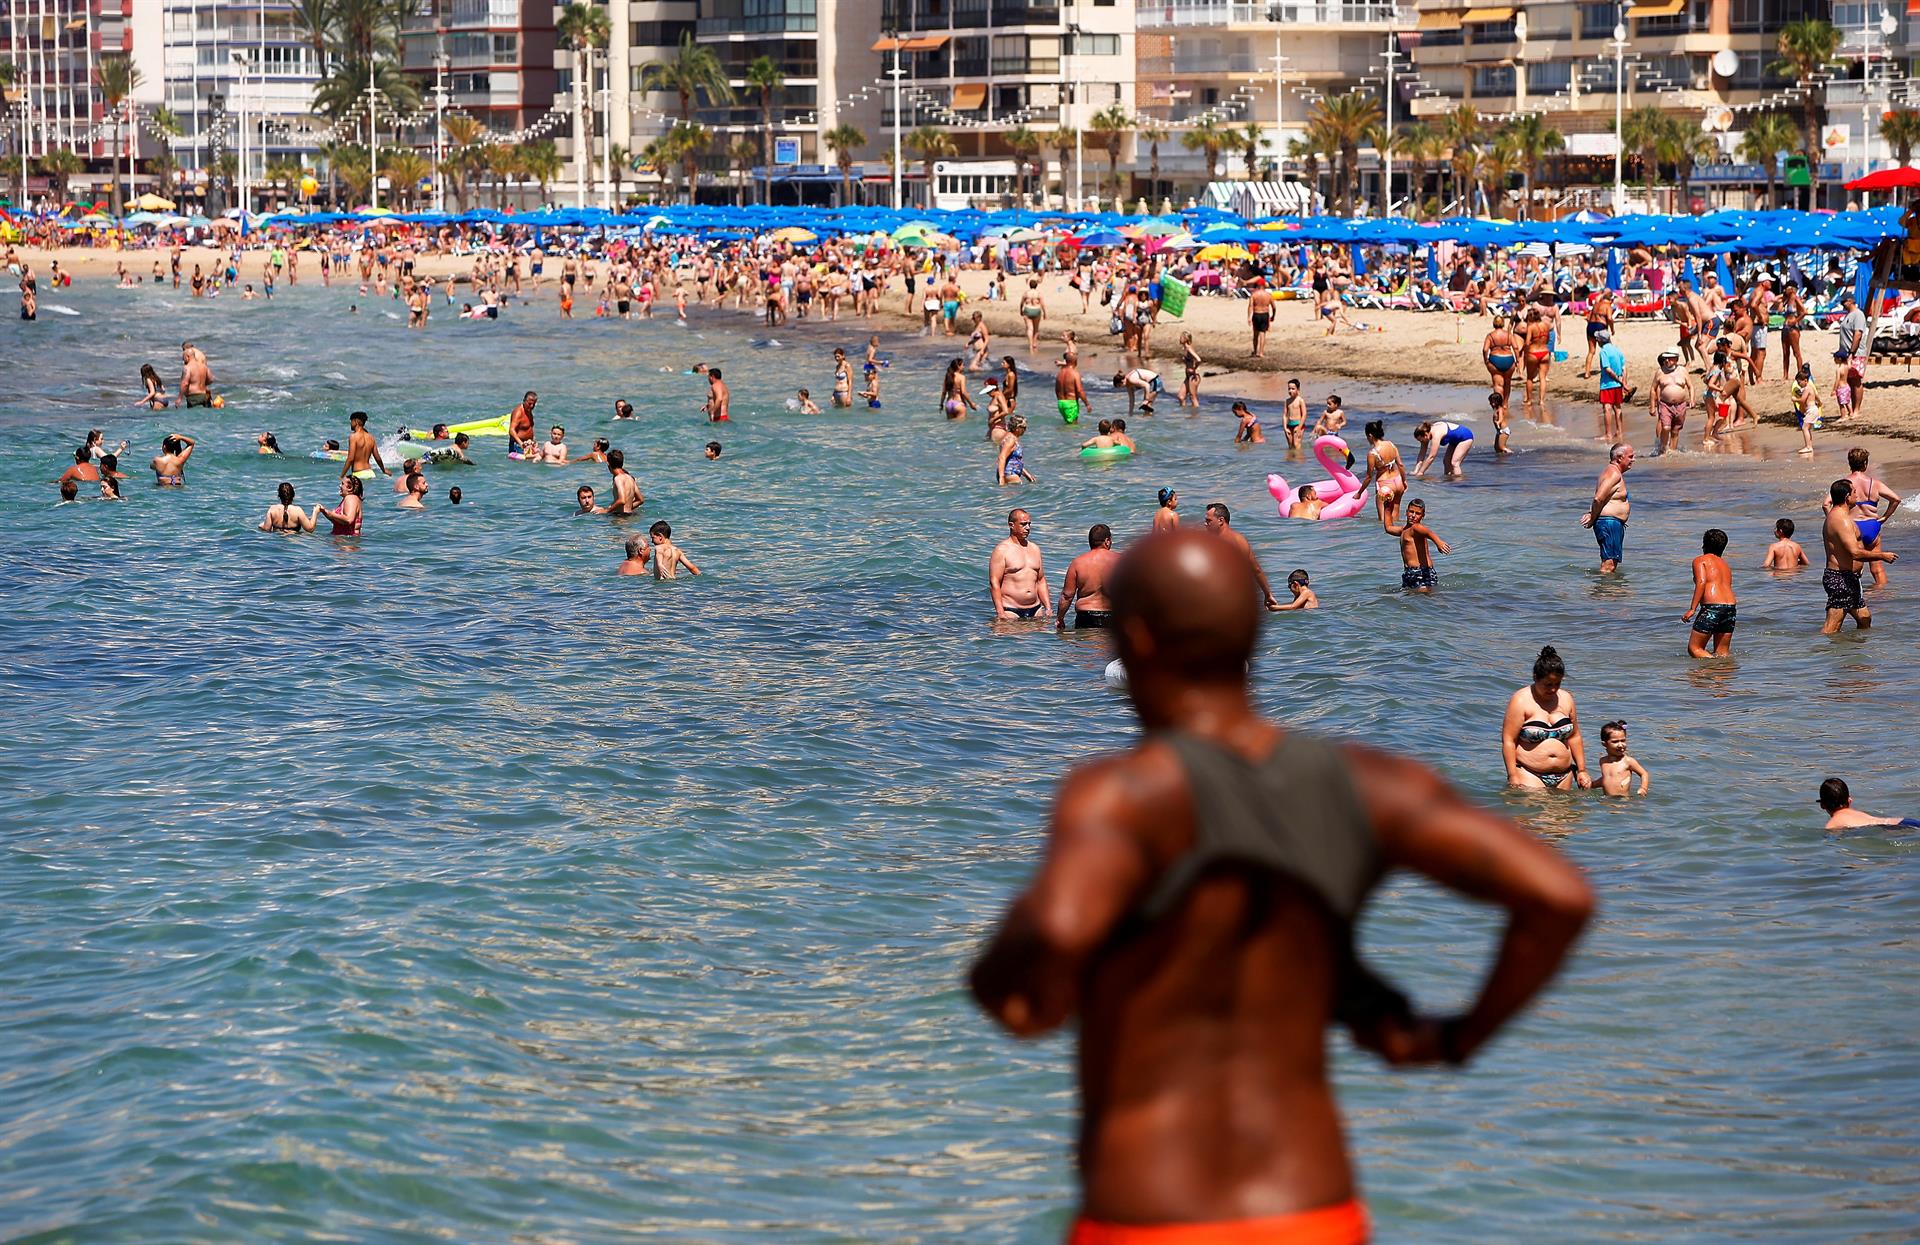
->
[1762,517,1810,571]
[56,447,99,493]
[259,481,315,532]
[989,508,1050,620]
[398,473,430,509]
[1821,477,1898,634]
[1276,567,1319,610]
[1386,498,1449,592]
[1818,777,1920,832]
[970,528,1591,1245]
[614,399,636,420]
[575,485,605,515]
[315,476,365,535]
[150,433,195,487]
[1246,279,1274,358]
[1056,524,1119,630]
[1682,528,1736,658]
[605,449,644,515]
[618,534,649,575]
[579,437,610,464]
[704,441,723,460]
[342,411,389,479]
[1203,502,1282,611]
[645,520,701,579]
[1580,443,1634,574]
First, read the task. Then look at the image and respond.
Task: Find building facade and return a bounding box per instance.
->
[402,0,559,135]
[4,0,142,171]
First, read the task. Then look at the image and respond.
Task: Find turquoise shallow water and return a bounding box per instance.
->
[3,280,1919,1242]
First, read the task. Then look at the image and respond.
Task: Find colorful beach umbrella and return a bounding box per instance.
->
[132,193,175,211]
[767,225,818,243]
[1194,243,1252,262]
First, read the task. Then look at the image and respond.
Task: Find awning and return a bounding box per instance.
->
[1459,6,1514,22]
[1628,0,1686,14]
[952,83,987,111]
[1417,9,1464,29]
[871,33,951,52]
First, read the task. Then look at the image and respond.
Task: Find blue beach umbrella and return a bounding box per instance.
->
[1606,248,1622,291]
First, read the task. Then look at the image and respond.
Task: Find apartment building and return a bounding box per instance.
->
[1405,0,1840,203]
[1135,0,1403,195]
[4,0,147,173]
[877,0,1136,173]
[153,0,326,195]
[402,0,559,136]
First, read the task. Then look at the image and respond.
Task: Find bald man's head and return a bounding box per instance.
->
[1112,530,1258,689]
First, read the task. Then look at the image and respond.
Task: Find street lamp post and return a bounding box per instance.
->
[433,52,448,213]
[1861,9,1899,208]
[1611,21,1626,212]
[600,53,614,209]
[1382,36,1400,215]
[5,88,25,212]
[1067,22,1082,211]
[367,78,380,211]
[888,32,904,211]
[232,53,248,216]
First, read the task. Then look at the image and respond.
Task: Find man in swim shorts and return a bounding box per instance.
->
[605,449,644,516]
[1203,502,1283,611]
[970,528,1592,1245]
[1649,351,1691,455]
[1821,477,1898,633]
[342,411,389,480]
[990,508,1050,620]
[179,341,214,407]
[1818,777,1920,831]
[508,392,538,454]
[1580,443,1633,573]
[1683,527,1737,658]
[1247,282,1274,359]
[1055,352,1089,425]
[1056,523,1118,630]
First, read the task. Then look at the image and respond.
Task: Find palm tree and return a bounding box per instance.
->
[558,2,611,203]
[1286,136,1320,210]
[1620,105,1667,210]
[669,121,710,203]
[908,124,957,209]
[728,137,758,205]
[1736,112,1799,210]
[1182,119,1227,186]
[38,149,82,204]
[384,149,430,208]
[1771,18,1842,207]
[486,144,522,209]
[1657,116,1716,214]
[309,0,419,135]
[1391,122,1435,216]
[823,123,866,207]
[1880,107,1920,168]
[746,56,784,206]
[1136,121,1168,201]
[1049,128,1079,208]
[1236,121,1268,182]
[1308,91,1382,215]
[642,32,735,125]
[293,0,332,64]
[1483,129,1520,217]
[332,146,372,204]
[1088,105,1132,200]
[442,114,488,210]
[94,52,142,216]
[1443,103,1481,212]
[263,157,305,209]
[522,138,562,204]
[1006,124,1041,206]
[608,143,631,206]
[1502,114,1564,220]
[311,58,420,138]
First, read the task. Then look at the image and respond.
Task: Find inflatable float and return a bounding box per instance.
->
[1268,435,1371,520]
[1080,445,1133,463]
[403,413,510,440]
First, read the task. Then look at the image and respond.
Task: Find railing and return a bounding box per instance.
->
[695,15,818,33]
[991,55,1060,74]
[1137,52,1262,74]
[1136,0,1400,26]
[991,4,1061,22]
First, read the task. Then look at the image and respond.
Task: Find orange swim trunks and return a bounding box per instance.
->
[1069,1201,1368,1245]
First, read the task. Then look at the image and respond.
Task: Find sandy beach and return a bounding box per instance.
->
[24,242,1920,481]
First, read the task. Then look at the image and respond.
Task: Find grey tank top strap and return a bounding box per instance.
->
[1137,729,1381,924]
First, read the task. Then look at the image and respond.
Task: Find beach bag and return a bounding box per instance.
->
[1109,315,1124,335]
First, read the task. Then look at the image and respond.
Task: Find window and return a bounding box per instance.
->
[1728,0,1814,32]
[1527,60,1571,93]
[1068,32,1120,55]
[1472,64,1514,95]
[1469,17,1516,42]
[1580,3,1615,39]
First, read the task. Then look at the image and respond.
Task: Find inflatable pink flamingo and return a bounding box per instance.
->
[1268,435,1371,520]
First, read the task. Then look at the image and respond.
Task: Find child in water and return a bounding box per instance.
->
[1762,517,1810,571]
[859,364,882,409]
[1276,568,1319,610]
[646,520,701,579]
[1597,721,1650,796]
[1386,498,1450,592]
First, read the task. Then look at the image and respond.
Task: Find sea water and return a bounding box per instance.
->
[2,280,1918,1243]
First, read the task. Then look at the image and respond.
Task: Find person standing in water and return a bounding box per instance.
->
[989,508,1050,620]
[314,476,365,535]
[1203,502,1282,612]
[1056,524,1119,630]
[1153,488,1181,531]
[1821,477,1898,634]
[1055,352,1089,425]
[1682,528,1737,658]
[970,529,1592,1245]
[1580,444,1633,573]
[1830,447,1903,587]
[342,411,389,480]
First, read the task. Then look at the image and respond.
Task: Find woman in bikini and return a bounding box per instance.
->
[1018,279,1046,352]
[1778,281,1805,382]
[315,475,365,535]
[1501,645,1590,790]
[941,358,976,420]
[150,434,195,487]
[1483,315,1518,405]
[259,481,315,532]
[1179,333,1203,410]
[1000,356,1020,414]
[966,311,992,372]
[1357,420,1408,528]
[1521,306,1554,419]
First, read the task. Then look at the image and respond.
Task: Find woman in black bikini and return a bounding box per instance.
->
[1179,333,1203,410]
[1501,645,1591,790]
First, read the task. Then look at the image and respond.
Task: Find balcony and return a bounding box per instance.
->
[991,3,1061,22]
[1137,0,1401,28]
[696,15,818,34]
[991,55,1060,74]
